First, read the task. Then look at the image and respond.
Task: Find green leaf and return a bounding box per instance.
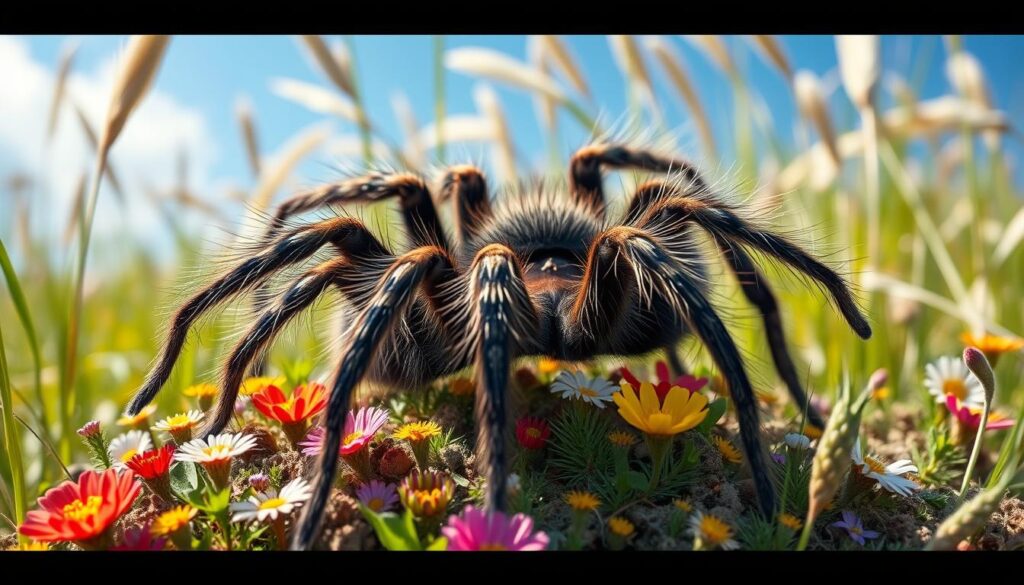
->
[426,536,449,550]
[626,470,649,492]
[169,461,199,498]
[358,504,423,551]
[697,398,728,435]
[450,472,470,488]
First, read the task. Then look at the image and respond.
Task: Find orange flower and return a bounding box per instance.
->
[252,382,328,425]
[961,332,1024,365]
[19,469,141,548]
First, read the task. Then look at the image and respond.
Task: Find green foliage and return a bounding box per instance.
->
[913,424,966,487]
[548,405,615,488]
[358,504,447,551]
[772,447,813,516]
[696,398,728,436]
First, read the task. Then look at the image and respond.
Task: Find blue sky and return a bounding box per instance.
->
[2,35,1022,263]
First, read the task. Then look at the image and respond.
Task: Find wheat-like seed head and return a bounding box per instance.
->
[472,83,516,184]
[299,35,355,98]
[248,122,332,212]
[445,47,569,104]
[927,483,1006,550]
[270,77,359,123]
[46,39,80,143]
[527,36,558,133]
[608,35,658,115]
[99,35,171,155]
[646,36,716,157]
[682,35,737,78]
[390,92,424,169]
[794,70,841,167]
[234,95,261,177]
[62,172,88,246]
[747,35,792,80]
[537,35,590,98]
[416,115,495,150]
[835,35,879,110]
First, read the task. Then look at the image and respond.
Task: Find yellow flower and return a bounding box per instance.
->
[240,376,286,397]
[448,377,475,397]
[151,505,197,537]
[961,332,1024,364]
[183,383,218,398]
[690,511,738,550]
[116,404,157,428]
[713,435,743,464]
[608,516,635,537]
[565,490,600,511]
[10,540,49,551]
[393,421,442,443]
[673,499,692,513]
[778,513,803,531]
[612,382,709,436]
[871,386,890,401]
[608,430,638,447]
[803,424,823,440]
[537,357,561,375]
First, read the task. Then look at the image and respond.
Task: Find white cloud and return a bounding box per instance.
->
[0,36,222,266]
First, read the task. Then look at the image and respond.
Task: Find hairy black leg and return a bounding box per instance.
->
[569,143,703,217]
[438,164,491,245]
[125,217,383,416]
[291,247,451,550]
[664,345,688,376]
[467,245,537,511]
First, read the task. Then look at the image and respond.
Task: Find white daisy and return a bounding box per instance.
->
[851,438,921,496]
[924,356,984,408]
[152,410,205,442]
[108,429,153,468]
[175,432,258,464]
[784,433,811,450]
[231,477,313,523]
[549,371,617,408]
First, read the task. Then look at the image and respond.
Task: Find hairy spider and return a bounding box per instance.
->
[123,142,871,550]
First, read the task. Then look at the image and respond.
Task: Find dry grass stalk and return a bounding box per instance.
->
[416,115,495,149]
[61,173,87,249]
[249,122,332,211]
[608,35,660,118]
[391,92,424,169]
[235,95,261,177]
[993,206,1024,267]
[682,35,736,78]
[537,35,590,98]
[835,35,879,110]
[884,72,917,110]
[98,35,171,157]
[46,39,80,143]
[299,35,355,98]
[645,36,716,157]
[445,47,569,103]
[794,70,841,167]
[527,36,558,132]
[746,35,792,80]
[270,77,359,123]
[473,83,516,183]
[71,101,126,204]
[946,51,1000,150]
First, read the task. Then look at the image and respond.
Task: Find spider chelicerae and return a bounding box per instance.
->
[123,142,871,549]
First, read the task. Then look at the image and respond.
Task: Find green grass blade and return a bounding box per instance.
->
[0,319,28,544]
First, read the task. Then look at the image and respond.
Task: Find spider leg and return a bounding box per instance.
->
[568,226,776,517]
[437,164,491,245]
[291,246,453,550]
[125,217,387,416]
[465,244,537,511]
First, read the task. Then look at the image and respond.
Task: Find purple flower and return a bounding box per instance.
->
[771,453,786,465]
[355,480,399,513]
[248,473,270,493]
[831,510,880,546]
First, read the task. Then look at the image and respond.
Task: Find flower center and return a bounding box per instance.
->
[479,543,508,551]
[343,431,363,446]
[368,497,384,512]
[700,516,731,544]
[849,525,863,536]
[201,445,231,459]
[167,414,193,429]
[863,455,887,474]
[63,496,103,522]
[577,386,598,397]
[120,449,138,463]
[646,412,673,433]
[942,379,968,401]
[526,428,542,439]
[259,497,286,510]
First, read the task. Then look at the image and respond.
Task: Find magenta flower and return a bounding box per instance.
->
[111,523,167,551]
[831,511,880,546]
[442,505,549,551]
[299,406,390,457]
[356,480,399,513]
[945,395,1015,431]
[77,420,101,438]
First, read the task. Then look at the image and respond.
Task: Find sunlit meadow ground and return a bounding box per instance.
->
[1,35,1023,551]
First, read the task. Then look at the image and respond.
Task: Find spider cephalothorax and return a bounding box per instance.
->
[123,143,871,550]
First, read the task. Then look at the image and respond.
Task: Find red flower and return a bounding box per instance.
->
[515,417,551,450]
[126,444,175,480]
[19,468,141,546]
[252,382,328,425]
[619,361,708,403]
[111,523,167,551]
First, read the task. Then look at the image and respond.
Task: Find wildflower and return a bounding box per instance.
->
[803,424,823,440]
[116,404,157,429]
[377,441,416,481]
[608,430,637,447]
[771,453,786,465]
[851,438,921,496]
[550,370,618,408]
[175,432,258,489]
[125,444,176,502]
[252,382,328,445]
[77,420,101,438]
[11,541,50,551]
[108,430,153,469]
[152,410,205,444]
[784,433,811,450]
[778,513,803,531]
[565,490,600,512]
[248,473,270,493]
[537,357,561,376]
[442,505,549,551]
[871,386,890,401]
[232,477,313,549]
[515,417,551,450]
[924,356,984,408]
[18,468,141,549]
[831,510,880,546]
[356,480,399,513]
[112,524,166,551]
[960,332,1024,366]
[394,420,442,470]
[690,511,739,550]
[183,382,218,411]
[608,516,635,536]
[77,420,112,469]
[399,471,455,519]
[946,395,1015,432]
[240,375,287,397]
[151,505,197,550]
[620,361,708,403]
[713,435,742,464]
[448,377,476,396]
[673,499,692,513]
[302,406,389,480]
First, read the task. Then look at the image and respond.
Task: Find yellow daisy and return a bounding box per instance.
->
[116,404,157,428]
[961,331,1024,365]
[393,421,442,443]
[608,430,638,447]
[713,435,743,464]
[612,382,709,436]
[151,505,197,537]
[565,490,600,512]
[778,512,803,531]
[673,499,693,513]
[608,516,635,537]
[537,357,561,375]
[690,511,738,550]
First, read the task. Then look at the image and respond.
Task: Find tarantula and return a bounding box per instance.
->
[123,142,871,550]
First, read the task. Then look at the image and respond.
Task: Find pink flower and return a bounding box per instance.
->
[945,395,1015,430]
[299,406,390,457]
[111,524,167,551]
[355,480,399,513]
[77,421,101,438]
[619,361,708,403]
[442,505,549,551]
